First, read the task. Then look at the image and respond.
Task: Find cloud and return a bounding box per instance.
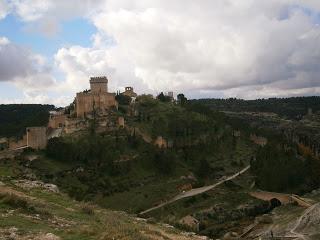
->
[54,39,149,94]
[0,0,9,19]
[3,0,320,102]
[86,1,320,97]
[0,37,54,86]
[0,36,61,104]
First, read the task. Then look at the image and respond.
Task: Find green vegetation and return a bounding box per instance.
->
[2,96,320,239]
[251,143,308,192]
[25,96,255,215]
[190,96,320,119]
[0,180,197,240]
[0,104,54,137]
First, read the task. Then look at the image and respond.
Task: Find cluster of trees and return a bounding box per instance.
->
[46,135,120,174]
[0,104,54,137]
[135,95,224,147]
[190,96,320,119]
[156,92,172,102]
[251,142,320,193]
[115,93,132,105]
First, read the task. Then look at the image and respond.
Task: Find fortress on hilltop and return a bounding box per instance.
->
[75,76,118,118]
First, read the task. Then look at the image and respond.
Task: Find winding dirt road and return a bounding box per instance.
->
[140,165,251,215]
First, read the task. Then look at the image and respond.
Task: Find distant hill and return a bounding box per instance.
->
[189,96,320,119]
[0,104,54,138]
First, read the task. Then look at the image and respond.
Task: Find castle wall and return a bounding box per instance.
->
[76,92,117,118]
[90,82,108,93]
[27,127,47,150]
[48,114,67,129]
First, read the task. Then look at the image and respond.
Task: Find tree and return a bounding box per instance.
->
[196,158,211,178]
[115,94,132,105]
[177,93,188,106]
[156,92,171,102]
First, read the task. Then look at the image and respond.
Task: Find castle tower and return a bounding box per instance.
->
[90,76,108,94]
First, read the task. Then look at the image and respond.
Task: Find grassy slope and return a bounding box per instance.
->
[0,180,206,240]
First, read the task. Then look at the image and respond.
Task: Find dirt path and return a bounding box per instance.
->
[140,165,251,215]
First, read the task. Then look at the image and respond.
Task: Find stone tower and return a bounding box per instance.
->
[75,76,117,118]
[90,76,108,93]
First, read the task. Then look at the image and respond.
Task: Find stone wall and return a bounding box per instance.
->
[65,118,88,134]
[48,114,67,129]
[27,127,47,150]
[76,92,117,118]
[90,76,108,93]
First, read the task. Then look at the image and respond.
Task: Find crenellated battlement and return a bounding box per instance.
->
[90,76,108,83]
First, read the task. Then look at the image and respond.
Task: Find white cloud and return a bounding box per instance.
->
[0,36,9,45]
[3,0,320,103]
[86,0,320,97]
[0,36,63,104]
[0,0,10,19]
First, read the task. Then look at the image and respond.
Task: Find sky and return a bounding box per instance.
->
[1,0,320,106]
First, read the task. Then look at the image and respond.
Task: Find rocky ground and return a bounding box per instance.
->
[0,179,209,240]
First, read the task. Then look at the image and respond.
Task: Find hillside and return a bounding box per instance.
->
[0,178,206,240]
[0,104,54,138]
[190,96,320,119]
[1,96,320,239]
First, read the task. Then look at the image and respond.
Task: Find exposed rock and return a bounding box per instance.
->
[295,203,320,234]
[13,180,59,193]
[35,233,61,240]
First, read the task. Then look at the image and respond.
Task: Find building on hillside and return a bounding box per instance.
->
[75,76,118,118]
[27,127,47,150]
[48,111,67,129]
[122,87,137,98]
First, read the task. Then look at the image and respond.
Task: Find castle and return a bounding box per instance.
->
[75,76,118,118]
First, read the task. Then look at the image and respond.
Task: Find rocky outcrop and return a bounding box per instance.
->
[13,180,59,193]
